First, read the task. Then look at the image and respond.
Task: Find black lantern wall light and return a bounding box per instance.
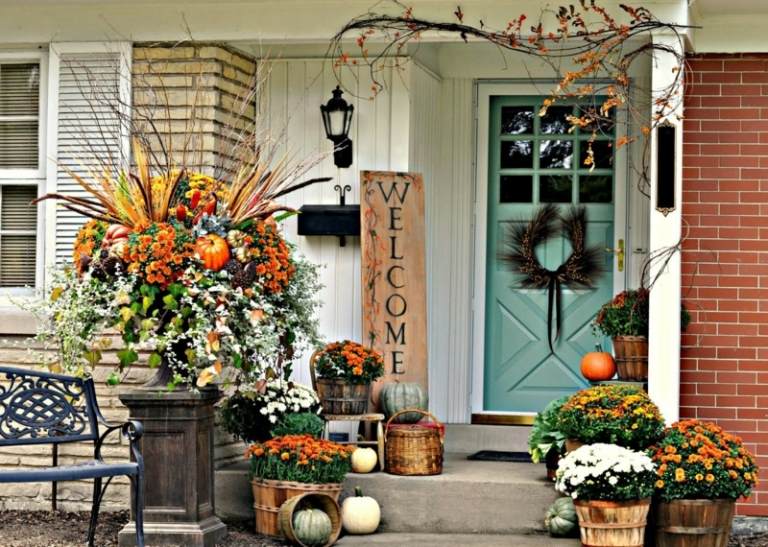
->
[320,85,354,168]
[297,85,360,246]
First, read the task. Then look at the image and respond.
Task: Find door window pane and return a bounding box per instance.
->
[500,175,533,203]
[501,106,534,135]
[501,140,533,169]
[580,140,613,169]
[579,175,613,203]
[540,140,573,169]
[577,105,615,134]
[541,106,572,135]
[540,175,572,203]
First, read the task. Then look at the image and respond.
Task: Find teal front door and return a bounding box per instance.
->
[483,96,616,414]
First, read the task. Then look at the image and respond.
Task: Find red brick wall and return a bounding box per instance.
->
[682,53,768,516]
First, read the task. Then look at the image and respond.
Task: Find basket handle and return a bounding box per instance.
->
[309,350,320,391]
[386,408,444,438]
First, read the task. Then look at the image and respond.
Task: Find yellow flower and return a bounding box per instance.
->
[695,473,704,482]
[655,480,665,489]
[706,474,715,483]
[675,468,686,482]
[280,452,290,461]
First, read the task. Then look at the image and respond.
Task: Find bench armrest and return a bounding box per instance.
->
[95,420,144,465]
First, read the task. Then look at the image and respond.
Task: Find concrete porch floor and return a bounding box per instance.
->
[216,451,577,544]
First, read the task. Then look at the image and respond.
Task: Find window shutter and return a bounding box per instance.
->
[55,52,123,265]
[0,185,37,287]
[0,63,40,169]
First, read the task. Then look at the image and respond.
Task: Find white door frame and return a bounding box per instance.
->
[469,80,632,416]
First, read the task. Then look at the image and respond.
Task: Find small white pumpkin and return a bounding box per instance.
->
[342,487,381,535]
[351,447,378,473]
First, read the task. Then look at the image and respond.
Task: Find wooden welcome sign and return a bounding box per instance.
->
[361,171,427,403]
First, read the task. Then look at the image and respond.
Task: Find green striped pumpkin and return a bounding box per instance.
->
[380,382,428,423]
[293,508,332,546]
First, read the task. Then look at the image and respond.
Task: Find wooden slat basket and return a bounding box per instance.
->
[384,409,444,476]
[252,478,342,537]
[310,350,371,415]
[278,492,342,547]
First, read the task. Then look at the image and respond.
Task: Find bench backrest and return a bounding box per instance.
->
[0,366,100,446]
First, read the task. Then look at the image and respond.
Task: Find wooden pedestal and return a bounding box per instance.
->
[117,388,227,547]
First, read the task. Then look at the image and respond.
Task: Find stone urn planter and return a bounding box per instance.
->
[612,335,648,381]
[574,498,651,547]
[118,362,226,547]
[655,499,735,547]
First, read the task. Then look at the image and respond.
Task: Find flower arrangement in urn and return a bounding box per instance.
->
[651,420,758,547]
[556,443,657,547]
[33,140,323,390]
[557,384,665,451]
[312,341,384,415]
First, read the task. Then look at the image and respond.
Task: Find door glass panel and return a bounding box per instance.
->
[577,105,615,135]
[540,175,572,203]
[541,106,573,134]
[581,140,614,169]
[579,174,613,203]
[500,140,533,169]
[500,175,533,203]
[540,140,573,169]
[501,106,534,135]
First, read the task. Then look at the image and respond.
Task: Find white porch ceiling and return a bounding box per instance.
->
[693,0,768,15]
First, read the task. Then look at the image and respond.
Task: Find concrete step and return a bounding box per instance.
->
[444,424,531,453]
[215,453,558,535]
[336,532,579,546]
[342,453,557,535]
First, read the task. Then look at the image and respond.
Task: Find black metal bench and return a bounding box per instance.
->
[0,366,144,547]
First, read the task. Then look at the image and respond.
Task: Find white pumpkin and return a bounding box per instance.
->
[351,447,378,473]
[342,487,381,535]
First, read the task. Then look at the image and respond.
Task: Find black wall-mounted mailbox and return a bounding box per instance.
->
[297,204,360,237]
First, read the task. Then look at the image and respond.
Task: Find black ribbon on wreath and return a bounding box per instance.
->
[503,204,604,353]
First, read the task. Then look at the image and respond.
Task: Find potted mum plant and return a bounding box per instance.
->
[593,288,650,381]
[528,395,569,480]
[311,341,385,415]
[247,434,354,536]
[219,379,322,442]
[558,384,665,452]
[593,288,691,381]
[556,443,657,546]
[651,419,759,547]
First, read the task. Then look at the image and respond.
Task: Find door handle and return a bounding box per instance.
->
[604,239,624,272]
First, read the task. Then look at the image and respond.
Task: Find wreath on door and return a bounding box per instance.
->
[504,204,604,353]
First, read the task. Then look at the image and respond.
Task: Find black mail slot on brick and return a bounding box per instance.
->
[298,204,360,237]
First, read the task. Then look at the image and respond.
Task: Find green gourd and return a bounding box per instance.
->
[544,496,578,538]
[380,382,428,423]
[292,508,332,546]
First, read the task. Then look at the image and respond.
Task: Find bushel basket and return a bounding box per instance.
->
[384,409,444,476]
[310,350,370,415]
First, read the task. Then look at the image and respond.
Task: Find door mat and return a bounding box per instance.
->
[467,450,533,463]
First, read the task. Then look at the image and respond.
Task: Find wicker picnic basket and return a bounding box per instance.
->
[384,409,444,476]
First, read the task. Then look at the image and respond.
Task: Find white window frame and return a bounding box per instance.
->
[0,50,48,300]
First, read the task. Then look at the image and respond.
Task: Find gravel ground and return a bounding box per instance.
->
[0,510,766,546]
[0,510,286,547]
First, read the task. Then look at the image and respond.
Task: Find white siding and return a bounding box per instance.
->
[262,59,408,389]
[429,78,476,423]
[53,50,126,265]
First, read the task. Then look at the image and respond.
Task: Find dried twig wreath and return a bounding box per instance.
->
[504,204,603,352]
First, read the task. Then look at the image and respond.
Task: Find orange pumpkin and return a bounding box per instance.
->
[195,234,230,271]
[580,350,616,382]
